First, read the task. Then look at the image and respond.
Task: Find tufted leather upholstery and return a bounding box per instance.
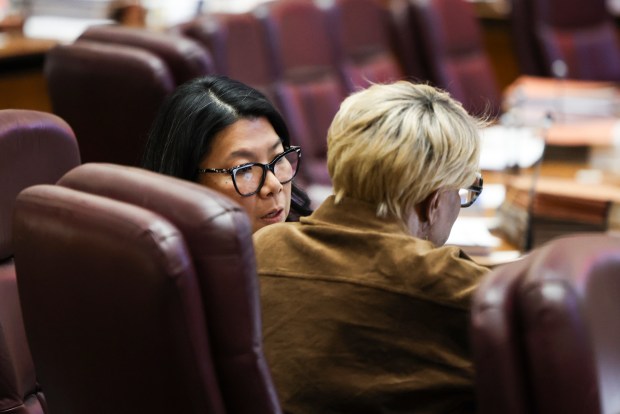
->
[57,163,282,414]
[0,109,80,414]
[13,184,227,414]
[401,0,501,117]
[471,234,620,414]
[78,25,215,85]
[45,41,175,165]
[511,0,620,81]
[327,0,404,92]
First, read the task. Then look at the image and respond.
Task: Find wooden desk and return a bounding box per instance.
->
[463,159,612,267]
[0,33,57,61]
[0,33,56,111]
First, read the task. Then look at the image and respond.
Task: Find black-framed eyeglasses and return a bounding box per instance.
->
[459,172,483,208]
[197,146,301,197]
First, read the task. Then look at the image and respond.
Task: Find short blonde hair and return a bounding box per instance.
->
[327,81,483,220]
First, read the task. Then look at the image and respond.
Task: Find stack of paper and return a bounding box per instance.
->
[447,216,502,256]
[496,175,620,250]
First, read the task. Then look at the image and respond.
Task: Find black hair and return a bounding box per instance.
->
[142,75,312,218]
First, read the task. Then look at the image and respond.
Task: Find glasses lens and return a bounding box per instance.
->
[459,188,477,207]
[233,164,264,196]
[460,173,483,207]
[274,149,300,184]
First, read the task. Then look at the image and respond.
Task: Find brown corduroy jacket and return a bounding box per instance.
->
[254,195,489,414]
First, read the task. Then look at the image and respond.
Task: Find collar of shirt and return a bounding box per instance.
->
[301,195,411,236]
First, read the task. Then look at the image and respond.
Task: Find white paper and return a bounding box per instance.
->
[479,125,546,171]
[446,216,502,252]
[24,15,113,43]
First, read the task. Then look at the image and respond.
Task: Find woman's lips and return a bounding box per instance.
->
[261,208,284,224]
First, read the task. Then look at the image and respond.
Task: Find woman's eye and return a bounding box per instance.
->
[237,166,254,181]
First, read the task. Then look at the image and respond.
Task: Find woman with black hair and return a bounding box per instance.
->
[142,75,312,232]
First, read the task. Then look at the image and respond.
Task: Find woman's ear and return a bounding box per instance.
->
[417,189,441,224]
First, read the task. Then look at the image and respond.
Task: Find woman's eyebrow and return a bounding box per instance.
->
[227,149,256,161]
[226,140,283,162]
[270,140,284,151]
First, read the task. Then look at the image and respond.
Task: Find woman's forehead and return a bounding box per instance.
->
[212,117,283,155]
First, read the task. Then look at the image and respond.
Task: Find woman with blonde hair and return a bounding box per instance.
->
[254,81,488,413]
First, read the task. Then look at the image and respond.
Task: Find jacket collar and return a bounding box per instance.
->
[302,195,411,235]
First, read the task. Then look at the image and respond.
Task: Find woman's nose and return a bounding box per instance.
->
[259,170,283,197]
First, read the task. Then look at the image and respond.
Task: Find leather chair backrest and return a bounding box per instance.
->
[327,0,404,91]
[388,0,428,82]
[180,12,278,103]
[0,267,46,414]
[472,234,620,414]
[511,0,544,76]
[512,0,620,81]
[0,109,80,414]
[406,0,501,117]
[13,184,226,414]
[45,41,175,165]
[536,0,620,81]
[470,255,535,414]
[57,163,282,414]
[259,0,347,187]
[78,25,215,85]
[0,110,81,259]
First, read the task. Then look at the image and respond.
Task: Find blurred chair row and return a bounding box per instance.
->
[41,0,620,190]
[511,0,620,81]
[44,25,213,167]
[178,0,500,186]
[3,108,620,413]
[44,0,501,190]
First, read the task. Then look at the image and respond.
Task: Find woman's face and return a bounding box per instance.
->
[197,117,292,233]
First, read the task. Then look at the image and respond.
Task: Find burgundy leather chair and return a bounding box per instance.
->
[388,0,427,83]
[511,0,620,81]
[0,109,81,414]
[259,0,348,187]
[13,184,226,414]
[78,25,215,85]
[471,234,620,414]
[401,0,501,117]
[326,0,404,92]
[57,163,282,414]
[45,41,175,165]
[180,12,279,104]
